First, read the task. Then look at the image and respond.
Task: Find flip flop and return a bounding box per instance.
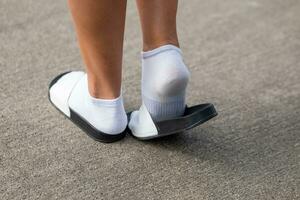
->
[128,103,217,140]
[48,71,127,143]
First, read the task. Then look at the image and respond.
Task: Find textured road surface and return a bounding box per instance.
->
[1,0,299,199]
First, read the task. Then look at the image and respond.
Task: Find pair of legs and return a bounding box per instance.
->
[61,0,190,136]
[68,0,180,99]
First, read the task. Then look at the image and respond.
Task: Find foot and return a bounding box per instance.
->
[48,71,127,142]
[128,44,191,139]
[141,44,190,121]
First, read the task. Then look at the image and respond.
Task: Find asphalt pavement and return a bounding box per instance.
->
[0,0,299,199]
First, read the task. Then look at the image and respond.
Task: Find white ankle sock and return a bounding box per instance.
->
[141,44,190,121]
[68,74,127,135]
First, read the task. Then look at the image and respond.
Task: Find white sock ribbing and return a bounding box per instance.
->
[141,44,190,121]
[68,75,127,135]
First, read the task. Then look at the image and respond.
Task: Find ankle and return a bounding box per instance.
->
[87,76,121,99]
[143,38,179,51]
[88,87,120,99]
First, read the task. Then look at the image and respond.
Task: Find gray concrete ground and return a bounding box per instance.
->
[0,0,299,199]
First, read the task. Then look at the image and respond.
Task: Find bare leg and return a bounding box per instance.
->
[136,0,179,51]
[68,0,127,99]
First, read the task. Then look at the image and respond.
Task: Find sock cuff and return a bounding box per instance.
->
[141,44,182,59]
[142,96,186,121]
[142,91,186,102]
[88,94,124,107]
[81,75,124,107]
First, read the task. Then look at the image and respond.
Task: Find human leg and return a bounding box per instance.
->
[136,0,190,121]
[49,1,128,140]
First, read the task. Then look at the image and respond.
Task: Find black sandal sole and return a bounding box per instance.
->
[128,103,218,140]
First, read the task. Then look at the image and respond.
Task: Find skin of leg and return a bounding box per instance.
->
[68,0,127,99]
[136,0,179,51]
